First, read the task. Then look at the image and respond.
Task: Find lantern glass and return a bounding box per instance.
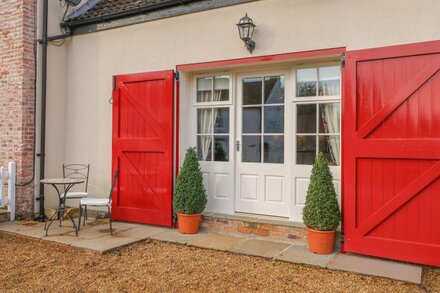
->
[237,14,255,41]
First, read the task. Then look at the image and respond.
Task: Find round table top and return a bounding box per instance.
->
[40,178,84,185]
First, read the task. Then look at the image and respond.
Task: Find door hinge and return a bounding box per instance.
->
[340,230,344,245]
[236,140,240,152]
[112,76,116,91]
[174,71,180,81]
[341,53,346,67]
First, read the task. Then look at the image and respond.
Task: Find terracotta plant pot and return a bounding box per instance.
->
[307,228,336,254]
[177,213,201,234]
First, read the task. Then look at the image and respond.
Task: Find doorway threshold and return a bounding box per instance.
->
[202,212,308,243]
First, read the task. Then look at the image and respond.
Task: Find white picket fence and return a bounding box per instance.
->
[0,162,16,221]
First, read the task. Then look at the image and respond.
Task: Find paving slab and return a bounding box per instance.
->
[111,221,142,229]
[71,235,142,253]
[151,229,204,245]
[187,233,247,251]
[230,239,291,259]
[68,224,131,239]
[327,253,422,284]
[42,234,88,245]
[275,244,337,268]
[0,222,35,233]
[115,225,167,239]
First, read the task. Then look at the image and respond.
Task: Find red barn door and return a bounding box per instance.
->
[343,41,440,266]
[112,70,174,226]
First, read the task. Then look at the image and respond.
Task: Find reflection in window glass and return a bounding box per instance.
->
[297,68,317,97]
[264,76,285,104]
[296,135,316,165]
[319,66,340,96]
[264,135,284,163]
[197,135,212,161]
[242,135,261,163]
[243,77,262,105]
[319,103,340,134]
[214,136,229,162]
[197,108,212,134]
[197,77,212,102]
[243,107,261,133]
[319,135,340,166]
[264,106,284,133]
[297,104,316,133]
[214,76,229,101]
[214,108,229,134]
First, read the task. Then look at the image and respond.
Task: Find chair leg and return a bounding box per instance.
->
[78,204,82,232]
[108,205,112,235]
[83,206,86,226]
[85,206,88,220]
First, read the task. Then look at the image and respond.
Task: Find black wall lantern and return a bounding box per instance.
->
[237,13,256,53]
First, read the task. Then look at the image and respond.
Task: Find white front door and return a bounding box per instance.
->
[235,72,291,217]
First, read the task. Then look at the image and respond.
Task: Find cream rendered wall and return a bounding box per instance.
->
[42,0,440,208]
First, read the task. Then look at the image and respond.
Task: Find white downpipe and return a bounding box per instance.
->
[0,162,16,221]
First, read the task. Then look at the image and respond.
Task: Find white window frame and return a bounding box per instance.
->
[193,72,233,107]
[293,63,342,166]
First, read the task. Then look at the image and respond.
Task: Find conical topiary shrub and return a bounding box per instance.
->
[173,147,207,215]
[302,152,341,231]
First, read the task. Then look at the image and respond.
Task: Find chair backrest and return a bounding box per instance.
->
[108,168,119,200]
[63,164,90,192]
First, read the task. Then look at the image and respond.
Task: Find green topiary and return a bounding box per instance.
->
[302,152,341,231]
[173,147,208,214]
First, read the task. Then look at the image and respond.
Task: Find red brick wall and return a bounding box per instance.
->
[0,0,36,218]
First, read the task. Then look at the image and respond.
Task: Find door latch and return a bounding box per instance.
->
[236,140,240,151]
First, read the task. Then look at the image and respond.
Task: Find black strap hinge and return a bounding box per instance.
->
[341,53,346,67]
[174,71,180,81]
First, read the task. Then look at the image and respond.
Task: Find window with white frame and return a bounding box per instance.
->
[196,75,230,162]
[295,66,341,166]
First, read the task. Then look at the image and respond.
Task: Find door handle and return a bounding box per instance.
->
[236,140,240,152]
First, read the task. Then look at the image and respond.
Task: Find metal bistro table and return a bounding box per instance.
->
[40,178,84,236]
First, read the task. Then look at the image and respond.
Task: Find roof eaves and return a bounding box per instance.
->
[67,0,102,21]
[66,0,196,27]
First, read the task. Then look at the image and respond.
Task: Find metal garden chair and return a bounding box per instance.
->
[62,163,90,220]
[78,168,118,235]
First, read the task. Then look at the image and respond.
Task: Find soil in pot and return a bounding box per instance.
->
[177,213,201,234]
[307,229,335,254]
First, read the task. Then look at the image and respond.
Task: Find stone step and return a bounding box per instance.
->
[0,209,10,223]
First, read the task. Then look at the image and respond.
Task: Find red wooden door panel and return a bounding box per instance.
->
[112,70,174,226]
[343,41,440,266]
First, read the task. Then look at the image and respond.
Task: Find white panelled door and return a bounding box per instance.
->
[235,72,291,217]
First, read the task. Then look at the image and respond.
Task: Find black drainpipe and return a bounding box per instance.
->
[37,0,71,220]
[37,0,49,221]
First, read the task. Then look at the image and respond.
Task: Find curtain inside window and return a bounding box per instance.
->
[200,109,213,160]
[321,104,340,165]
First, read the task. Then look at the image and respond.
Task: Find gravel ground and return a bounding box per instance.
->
[0,232,438,293]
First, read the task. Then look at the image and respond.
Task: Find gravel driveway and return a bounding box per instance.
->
[0,233,438,292]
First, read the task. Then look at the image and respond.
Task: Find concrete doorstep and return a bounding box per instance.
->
[0,220,423,284]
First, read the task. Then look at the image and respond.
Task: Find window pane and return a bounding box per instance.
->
[319,66,340,96]
[264,135,284,163]
[243,107,261,133]
[243,77,262,105]
[214,107,229,134]
[296,135,316,165]
[197,77,212,102]
[264,106,284,133]
[319,103,340,134]
[242,135,261,163]
[264,76,284,104]
[297,68,317,97]
[297,104,316,133]
[197,135,212,161]
[319,135,340,166]
[214,76,229,101]
[197,108,212,134]
[214,136,229,162]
